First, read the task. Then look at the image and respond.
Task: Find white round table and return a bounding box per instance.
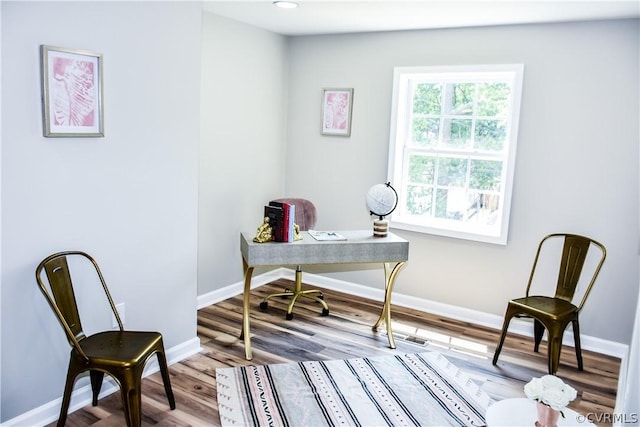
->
[485,398,594,426]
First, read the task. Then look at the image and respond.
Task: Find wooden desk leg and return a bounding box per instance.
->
[240,260,254,360]
[372,261,406,349]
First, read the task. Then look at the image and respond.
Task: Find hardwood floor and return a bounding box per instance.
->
[50,279,621,426]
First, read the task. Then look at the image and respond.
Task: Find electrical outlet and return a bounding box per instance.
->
[112,303,125,328]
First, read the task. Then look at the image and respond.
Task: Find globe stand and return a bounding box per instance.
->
[366,182,398,238]
[373,218,388,237]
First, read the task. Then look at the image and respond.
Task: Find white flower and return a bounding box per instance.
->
[540,375,565,389]
[524,377,544,401]
[524,375,577,412]
[563,383,578,402]
[542,387,571,410]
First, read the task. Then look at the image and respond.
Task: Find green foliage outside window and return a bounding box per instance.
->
[413,83,441,115]
[405,78,511,221]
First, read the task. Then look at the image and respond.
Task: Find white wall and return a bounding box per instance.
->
[198,13,289,295]
[284,20,639,345]
[1,1,201,421]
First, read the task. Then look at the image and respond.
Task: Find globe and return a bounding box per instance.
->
[366,182,398,219]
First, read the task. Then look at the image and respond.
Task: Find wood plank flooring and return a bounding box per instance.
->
[49,279,621,426]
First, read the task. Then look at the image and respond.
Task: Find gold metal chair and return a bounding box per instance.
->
[259,198,330,320]
[35,251,176,427]
[492,233,606,374]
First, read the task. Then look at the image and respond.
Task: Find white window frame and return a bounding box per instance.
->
[387,64,524,245]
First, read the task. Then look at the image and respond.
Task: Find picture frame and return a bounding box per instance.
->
[41,45,104,137]
[321,88,353,136]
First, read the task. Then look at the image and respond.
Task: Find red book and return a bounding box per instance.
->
[269,201,292,242]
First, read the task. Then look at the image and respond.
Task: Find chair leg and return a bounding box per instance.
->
[533,319,545,353]
[90,370,104,406]
[572,319,584,371]
[548,336,562,375]
[119,370,143,427]
[298,291,329,311]
[57,364,79,427]
[547,321,570,375]
[492,311,515,366]
[156,350,176,409]
[286,290,304,319]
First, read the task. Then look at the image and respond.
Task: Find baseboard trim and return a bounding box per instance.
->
[197,268,628,359]
[4,337,202,427]
[197,269,282,310]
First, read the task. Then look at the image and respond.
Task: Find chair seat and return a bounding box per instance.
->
[77,331,164,366]
[510,296,578,320]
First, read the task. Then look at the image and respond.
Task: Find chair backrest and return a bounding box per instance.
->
[526,233,606,310]
[35,251,123,360]
[273,198,317,231]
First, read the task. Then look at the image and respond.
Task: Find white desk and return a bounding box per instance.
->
[239,230,409,360]
[485,398,594,426]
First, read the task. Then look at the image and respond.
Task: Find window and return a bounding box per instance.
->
[388,64,524,245]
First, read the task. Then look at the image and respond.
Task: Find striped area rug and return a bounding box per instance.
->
[216,352,492,426]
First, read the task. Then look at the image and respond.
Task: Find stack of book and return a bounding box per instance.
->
[264,200,295,242]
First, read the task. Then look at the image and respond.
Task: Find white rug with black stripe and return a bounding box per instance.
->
[216,352,492,426]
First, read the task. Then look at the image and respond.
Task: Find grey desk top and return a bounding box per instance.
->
[240,230,409,267]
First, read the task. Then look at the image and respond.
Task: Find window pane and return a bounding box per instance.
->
[443,83,474,115]
[469,159,502,191]
[406,185,433,215]
[443,118,472,148]
[412,118,440,146]
[413,83,441,115]
[477,82,510,117]
[475,119,506,151]
[468,191,501,225]
[435,188,465,220]
[408,154,436,184]
[437,157,468,187]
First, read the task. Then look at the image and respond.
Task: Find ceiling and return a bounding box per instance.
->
[202,0,640,36]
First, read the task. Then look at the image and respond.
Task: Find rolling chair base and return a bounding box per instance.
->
[260,267,329,320]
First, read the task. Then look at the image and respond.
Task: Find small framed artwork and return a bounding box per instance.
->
[41,45,104,137]
[321,88,353,136]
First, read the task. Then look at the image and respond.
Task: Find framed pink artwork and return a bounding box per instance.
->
[40,45,104,137]
[321,88,353,136]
